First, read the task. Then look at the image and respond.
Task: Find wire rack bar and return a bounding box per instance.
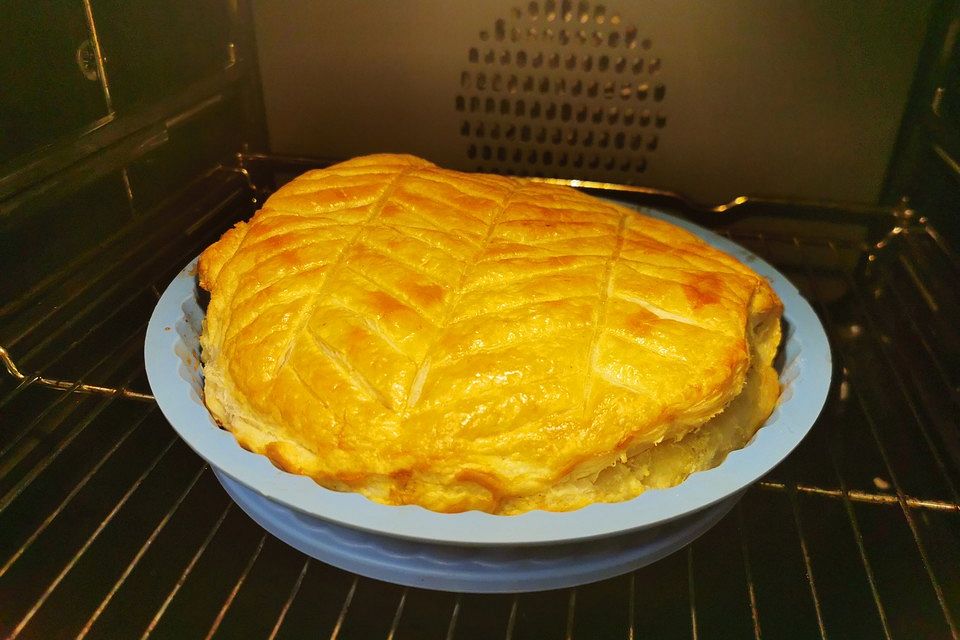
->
[758,481,958,512]
[0,406,152,577]
[77,462,208,639]
[204,532,268,640]
[0,346,153,402]
[7,434,177,639]
[827,239,960,505]
[784,233,894,640]
[141,501,234,639]
[0,358,147,516]
[268,558,310,640]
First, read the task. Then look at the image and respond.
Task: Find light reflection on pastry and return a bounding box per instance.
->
[198,154,782,514]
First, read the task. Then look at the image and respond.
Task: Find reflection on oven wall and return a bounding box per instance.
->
[252,0,931,206]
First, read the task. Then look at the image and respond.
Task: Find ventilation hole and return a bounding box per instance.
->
[649,57,661,73]
[623,107,635,125]
[531,101,541,117]
[603,81,615,98]
[511,27,521,42]
[639,109,651,126]
[558,151,569,166]
[606,106,619,124]
[528,149,539,163]
[582,55,593,72]
[476,72,487,90]
[619,158,631,171]
[521,124,531,141]
[492,73,502,91]
[559,29,570,45]
[476,122,486,137]
[561,103,572,121]
[544,28,555,41]
[637,156,647,172]
[630,133,642,150]
[566,127,578,144]
[499,98,509,114]
[562,0,573,21]
[654,84,666,101]
[545,0,557,20]
[565,53,577,70]
[469,47,479,63]
[575,105,587,122]
[491,123,501,139]
[587,80,599,97]
[495,19,506,41]
[523,75,535,92]
[631,57,643,74]
[533,52,544,68]
[512,6,523,19]
[536,126,547,142]
[485,97,495,112]
[529,1,540,17]
[505,124,517,140]
[571,79,583,96]
[577,29,588,44]
[608,32,619,47]
[583,130,594,146]
[470,96,480,111]
[539,77,550,93]
[593,31,604,47]
[598,55,609,71]
[573,152,584,167]
[513,148,523,162]
[614,56,626,73]
[599,131,611,148]
[637,83,649,100]
[614,131,625,149]
[480,30,490,42]
[467,144,477,158]
[655,113,666,128]
[516,99,526,116]
[551,127,562,144]
[460,121,470,136]
[456,95,466,111]
[641,38,652,50]
[460,71,471,89]
[595,4,606,23]
[497,145,507,160]
[647,134,658,150]
[517,50,528,67]
[589,155,600,168]
[555,78,567,95]
[604,156,616,170]
[546,103,557,119]
[547,52,560,69]
[485,49,495,64]
[501,50,512,65]
[578,0,589,23]
[543,150,554,165]
[528,27,538,40]
[620,83,632,99]
[482,145,492,160]
[508,75,518,94]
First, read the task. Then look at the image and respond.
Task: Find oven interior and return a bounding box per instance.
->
[1,1,959,638]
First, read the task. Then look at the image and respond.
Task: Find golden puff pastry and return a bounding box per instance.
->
[198,154,782,514]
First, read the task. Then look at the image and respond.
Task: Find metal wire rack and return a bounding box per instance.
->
[0,158,957,639]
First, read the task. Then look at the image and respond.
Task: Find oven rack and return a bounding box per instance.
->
[0,159,958,639]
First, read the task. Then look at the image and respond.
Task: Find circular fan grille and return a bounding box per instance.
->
[456,0,665,183]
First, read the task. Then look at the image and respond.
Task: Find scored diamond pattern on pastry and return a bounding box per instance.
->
[198,154,781,513]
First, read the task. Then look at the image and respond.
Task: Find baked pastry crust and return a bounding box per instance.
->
[199,154,782,514]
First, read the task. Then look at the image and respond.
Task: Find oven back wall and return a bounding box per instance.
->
[252,0,931,206]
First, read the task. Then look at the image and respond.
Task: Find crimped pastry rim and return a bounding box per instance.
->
[145,206,831,546]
